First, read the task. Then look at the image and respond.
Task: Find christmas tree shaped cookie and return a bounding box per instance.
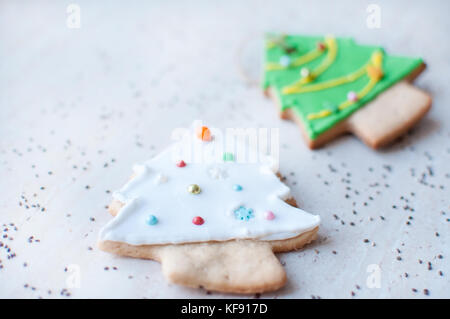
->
[98,124,320,293]
[263,34,432,149]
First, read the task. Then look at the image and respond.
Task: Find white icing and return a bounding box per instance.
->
[208,166,228,180]
[99,126,320,245]
[154,173,168,185]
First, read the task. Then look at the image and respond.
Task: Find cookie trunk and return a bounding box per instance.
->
[268,78,431,149]
[347,81,432,149]
[159,241,287,294]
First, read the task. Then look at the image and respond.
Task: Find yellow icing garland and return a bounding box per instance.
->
[266,34,287,50]
[306,51,384,120]
[265,38,329,71]
[282,36,338,92]
[284,61,367,95]
[266,35,385,122]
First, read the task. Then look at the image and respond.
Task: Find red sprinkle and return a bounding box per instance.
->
[176,160,186,167]
[192,216,204,225]
[317,42,326,51]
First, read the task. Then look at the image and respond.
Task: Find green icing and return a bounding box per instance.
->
[263,34,423,140]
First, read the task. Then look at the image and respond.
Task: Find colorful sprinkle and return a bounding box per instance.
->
[300,67,310,78]
[233,184,243,191]
[347,91,358,102]
[284,46,297,54]
[223,152,235,162]
[176,160,186,167]
[146,215,158,225]
[234,206,254,221]
[187,184,201,194]
[279,55,291,67]
[317,42,326,51]
[265,211,275,220]
[196,126,212,141]
[192,216,204,225]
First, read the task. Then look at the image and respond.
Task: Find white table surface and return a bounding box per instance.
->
[0,0,449,299]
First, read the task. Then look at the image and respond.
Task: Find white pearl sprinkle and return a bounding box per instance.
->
[279,55,291,67]
[300,67,310,77]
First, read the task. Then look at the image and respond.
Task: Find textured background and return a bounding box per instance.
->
[0,0,448,298]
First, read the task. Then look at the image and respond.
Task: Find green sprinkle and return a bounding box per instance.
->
[223,152,235,162]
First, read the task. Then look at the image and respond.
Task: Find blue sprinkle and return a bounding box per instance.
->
[146,215,158,225]
[234,206,254,221]
[279,55,291,67]
[233,184,243,191]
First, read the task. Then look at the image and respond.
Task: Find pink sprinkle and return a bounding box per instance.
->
[176,160,186,167]
[347,91,358,102]
[265,211,275,220]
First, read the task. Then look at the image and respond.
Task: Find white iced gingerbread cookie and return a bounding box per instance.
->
[98,124,320,294]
